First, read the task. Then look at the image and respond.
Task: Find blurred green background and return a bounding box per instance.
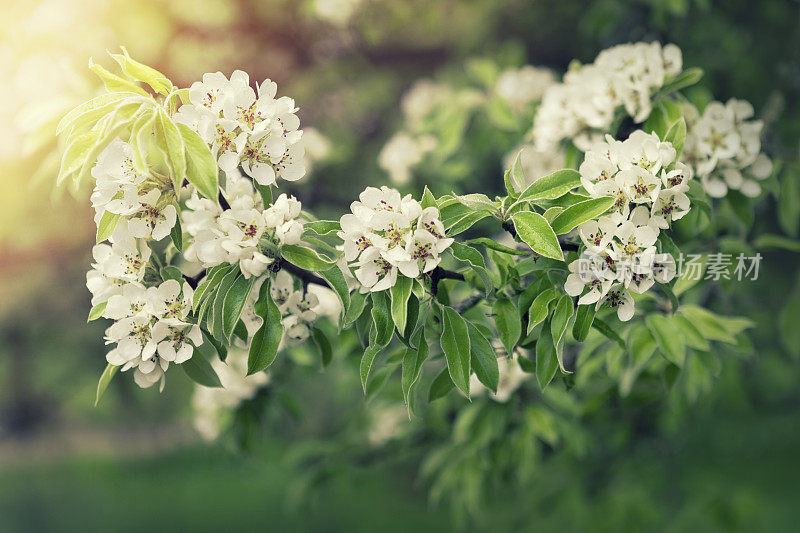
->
[1,0,799,531]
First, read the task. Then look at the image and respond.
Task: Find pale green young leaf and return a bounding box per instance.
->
[176,123,218,200]
[109,46,173,95]
[88,59,149,97]
[96,210,120,242]
[94,364,119,406]
[87,302,108,322]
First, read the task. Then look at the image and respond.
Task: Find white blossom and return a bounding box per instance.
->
[494,66,555,110]
[174,70,306,185]
[564,129,692,321]
[683,99,772,198]
[339,187,453,292]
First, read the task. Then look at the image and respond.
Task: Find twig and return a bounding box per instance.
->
[429,266,466,297]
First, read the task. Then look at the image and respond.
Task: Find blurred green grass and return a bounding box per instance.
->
[1,391,798,533]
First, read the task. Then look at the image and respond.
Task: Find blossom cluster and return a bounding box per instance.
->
[338,186,454,292]
[565,130,687,321]
[174,71,306,186]
[269,271,322,344]
[87,228,202,391]
[494,65,555,111]
[182,173,304,279]
[682,99,772,198]
[91,138,177,241]
[534,42,682,151]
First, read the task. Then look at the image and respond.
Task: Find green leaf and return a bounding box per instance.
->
[402,328,429,414]
[518,169,581,202]
[446,211,492,236]
[96,210,120,242]
[572,304,596,342]
[343,290,368,327]
[440,306,471,397]
[465,238,526,255]
[402,293,421,341]
[543,206,564,223]
[319,265,351,320]
[370,290,394,346]
[753,234,800,253]
[281,244,335,271]
[389,276,413,334]
[360,324,383,392]
[304,220,340,236]
[673,314,710,351]
[421,186,437,209]
[57,92,140,136]
[664,117,687,158]
[312,327,333,366]
[210,268,240,340]
[511,212,563,260]
[528,288,558,334]
[182,348,222,388]
[169,213,183,251]
[646,314,686,367]
[109,46,173,95]
[645,103,669,138]
[247,279,284,375]
[255,183,273,207]
[202,327,228,362]
[503,151,523,197]
[592,317,626,349]
[660,67,703,96]
[87,302,108,322]
[493,297,521,356]
[160,265,183,283]
[88,59,150,97]
[453,193,498,212]
[550,295,574,372]
[155,108,186,190]
[176,123,218,200]
[536,321,558,389]
[549,196,616,234]
[679,305,738,344]
[450,242,493,295]
[467,322,499,393]
[428,367,456,402]
[94,364,119,406]
[192,264,232,312]
[222,274,255,341]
